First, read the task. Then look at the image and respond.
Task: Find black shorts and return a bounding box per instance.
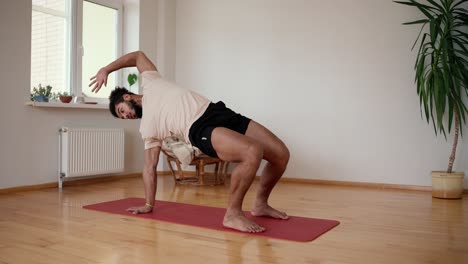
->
[189,101,251,158]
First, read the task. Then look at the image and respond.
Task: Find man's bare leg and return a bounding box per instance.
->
[245,121,290,219]
[211,127,265,233]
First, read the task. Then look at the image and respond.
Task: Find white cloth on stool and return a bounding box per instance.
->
[162,135,202,168]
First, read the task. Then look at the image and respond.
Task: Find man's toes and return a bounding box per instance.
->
[256,225,265,232]
[250,224,262,233]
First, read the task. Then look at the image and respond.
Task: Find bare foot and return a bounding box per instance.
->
[223,211,266,233]
[251,204,289,219]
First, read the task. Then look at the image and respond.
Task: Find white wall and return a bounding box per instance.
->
[139,0,158,79]
[175,0,468,187]
[139,0,176,81]
[123,0,141,91]
[0,0,162,189]
[156,0,177,81]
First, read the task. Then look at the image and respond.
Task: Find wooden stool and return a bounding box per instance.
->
[162,150,229,185]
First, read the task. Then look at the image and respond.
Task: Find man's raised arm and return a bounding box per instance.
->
[89,51,157,93]
[126,146,161,214]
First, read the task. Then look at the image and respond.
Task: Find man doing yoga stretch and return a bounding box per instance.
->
[89,51,290,233]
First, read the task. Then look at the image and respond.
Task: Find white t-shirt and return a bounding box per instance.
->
[139,71,210,149]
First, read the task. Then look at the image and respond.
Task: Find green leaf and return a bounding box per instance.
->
[451,30,468,44]
[429,17,443,46]
[455,97,466,136]
[395,0,436,19]
[408,0,437,18]
[394,1,417,6]
[425,72,434,122]
[453,37,468,51]
[412,24,429,50]
[415,35,429,71]
[455,59,468,85]
[459,99,468,127]
[453,10,468,20]
[428,76,438,134]
[403,19,430,25]
[434,70,444,132]
[448,95,454,133]
[453,0,468,9]
[127,73,138,87]
[454,6,468,13]
[426,0,445,12]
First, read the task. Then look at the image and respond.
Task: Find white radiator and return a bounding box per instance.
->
[59,127,125,188]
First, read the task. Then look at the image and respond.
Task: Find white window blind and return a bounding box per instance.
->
[31,0,69,94]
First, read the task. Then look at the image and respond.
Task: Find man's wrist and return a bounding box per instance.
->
[102,66,111,74]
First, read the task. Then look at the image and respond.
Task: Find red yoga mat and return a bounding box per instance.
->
[83,197,339,242]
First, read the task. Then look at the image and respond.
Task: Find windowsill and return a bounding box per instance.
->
[26,101,108,110]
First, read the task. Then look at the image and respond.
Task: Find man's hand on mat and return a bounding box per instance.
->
[126,205,153,214]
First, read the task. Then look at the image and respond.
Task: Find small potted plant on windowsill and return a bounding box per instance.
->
[395,0,467,199]
[31,84,52,102]
[57,92,73,103]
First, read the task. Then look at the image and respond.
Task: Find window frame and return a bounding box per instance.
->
[72,0,123,103]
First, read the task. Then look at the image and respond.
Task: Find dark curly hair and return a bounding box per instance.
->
[109,87,135,118]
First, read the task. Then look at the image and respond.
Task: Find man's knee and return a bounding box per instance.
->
[275,144,290,170]
[244,141,263,166]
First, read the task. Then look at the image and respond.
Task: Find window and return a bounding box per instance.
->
[31,0,122,101]
[81,1,120,98]
[31,0,69,95]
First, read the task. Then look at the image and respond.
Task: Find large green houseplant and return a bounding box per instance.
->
[395,0,468,198]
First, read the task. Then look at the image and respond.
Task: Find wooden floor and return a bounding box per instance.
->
[0,176,467,264]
